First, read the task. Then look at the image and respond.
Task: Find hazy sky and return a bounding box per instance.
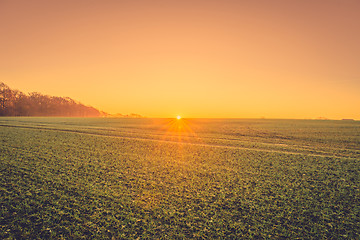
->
[1,0,359,119]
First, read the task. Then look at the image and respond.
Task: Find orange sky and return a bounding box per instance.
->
[1,0,359,119]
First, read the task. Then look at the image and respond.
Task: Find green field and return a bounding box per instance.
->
[1,117,359,239]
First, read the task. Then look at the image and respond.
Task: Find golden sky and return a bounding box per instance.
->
[1,0,359,119]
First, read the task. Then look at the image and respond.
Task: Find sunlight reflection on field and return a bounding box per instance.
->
[152,118,202,143]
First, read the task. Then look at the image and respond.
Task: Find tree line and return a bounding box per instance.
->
[0,82,103,117]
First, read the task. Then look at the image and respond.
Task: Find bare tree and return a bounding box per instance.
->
[0,82,103,117]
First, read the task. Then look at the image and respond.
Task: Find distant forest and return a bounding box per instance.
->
[0,82,103,117]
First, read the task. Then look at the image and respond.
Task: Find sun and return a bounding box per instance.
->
[176,116,181,120]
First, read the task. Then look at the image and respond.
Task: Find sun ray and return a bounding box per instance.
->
[153,117,203,147]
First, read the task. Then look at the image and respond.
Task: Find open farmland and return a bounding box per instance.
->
[0,117,359,239]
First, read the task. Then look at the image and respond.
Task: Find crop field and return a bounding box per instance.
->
[0,117,359,239]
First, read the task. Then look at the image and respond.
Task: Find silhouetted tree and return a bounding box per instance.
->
[0,82,103,117]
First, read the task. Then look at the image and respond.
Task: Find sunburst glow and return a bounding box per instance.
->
[152,118,202,145]
[176,116,181,120]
